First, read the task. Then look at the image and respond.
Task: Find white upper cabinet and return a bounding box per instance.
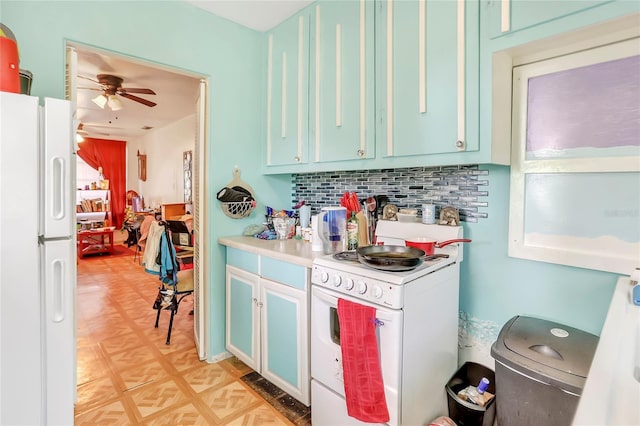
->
[265,11,310,168]
[309,0,376,163]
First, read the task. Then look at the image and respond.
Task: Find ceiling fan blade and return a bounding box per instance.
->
[83,123,126,130]
[78,87,103,91]
[119,92,157,107]
[119,88,156,95]
[78,75,102,85]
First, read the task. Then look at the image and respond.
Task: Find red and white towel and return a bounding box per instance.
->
[337,298,390,423]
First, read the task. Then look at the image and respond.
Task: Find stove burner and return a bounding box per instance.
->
[333,251,359,262]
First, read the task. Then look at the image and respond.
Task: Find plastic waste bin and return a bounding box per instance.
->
[490,315,599,426]
[445,362,496,426]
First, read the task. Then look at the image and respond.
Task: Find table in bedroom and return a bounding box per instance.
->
[77,228,115,258]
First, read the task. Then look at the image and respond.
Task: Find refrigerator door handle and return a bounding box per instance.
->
[51,156,65,221]
[51,258,65,322]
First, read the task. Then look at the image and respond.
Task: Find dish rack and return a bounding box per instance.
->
[221,201,255,219]
[219,167,256,219]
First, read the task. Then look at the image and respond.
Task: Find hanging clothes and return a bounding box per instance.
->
[143,221,164,275]
[158,226,178,285]
[143,220,179,286]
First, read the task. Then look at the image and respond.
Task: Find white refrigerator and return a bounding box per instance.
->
[0,92,76,425]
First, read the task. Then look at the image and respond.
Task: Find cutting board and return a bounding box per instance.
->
[356,211,370,247]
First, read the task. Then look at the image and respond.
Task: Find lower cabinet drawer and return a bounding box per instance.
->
[227,247,259,275]
[260,257,307,290]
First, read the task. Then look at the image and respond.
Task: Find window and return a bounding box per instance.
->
[76,156,101,190]
[509,38,640,274]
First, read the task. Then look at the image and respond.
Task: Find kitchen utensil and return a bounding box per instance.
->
[405,238,472,256]
[355,210,370,247]
[356,245,425,271]
[366,196,377,242]
[318,206,347,254]
[356,245,449,271]
[375,195,389,219]
[340,191,361,216]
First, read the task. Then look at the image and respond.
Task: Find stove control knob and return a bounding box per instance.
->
[320,271,329,283]
[356,281,367,294]
[372,286,383,299]
[332,275,342,287]
[344,278,354,291]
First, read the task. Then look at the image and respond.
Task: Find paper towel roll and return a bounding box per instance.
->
[311,214,323,252]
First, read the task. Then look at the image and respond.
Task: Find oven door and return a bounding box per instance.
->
[311,285,403,425]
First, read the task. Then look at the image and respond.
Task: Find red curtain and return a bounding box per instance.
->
[77,138,127,228]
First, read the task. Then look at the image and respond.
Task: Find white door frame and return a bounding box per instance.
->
[65,43,209,360]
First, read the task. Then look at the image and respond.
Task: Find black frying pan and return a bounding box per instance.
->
[356,245,448,271]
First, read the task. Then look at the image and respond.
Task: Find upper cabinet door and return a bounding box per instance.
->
[310,0,376,163]
[376,0,479,158]
[266,12,310,168]
[487,0,613,40]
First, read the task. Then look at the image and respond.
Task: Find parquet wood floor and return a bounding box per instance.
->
[75,240,296,425]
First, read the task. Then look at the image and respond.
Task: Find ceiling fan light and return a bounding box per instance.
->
[108,95,123,111]
[92,94,107,108]
[76,133,85,143]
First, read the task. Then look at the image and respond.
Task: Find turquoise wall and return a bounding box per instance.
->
[1,0,292,358]
[2,1,629,360]
[460,165,617,336]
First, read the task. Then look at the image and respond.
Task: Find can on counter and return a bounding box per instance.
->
[422,204,436,224]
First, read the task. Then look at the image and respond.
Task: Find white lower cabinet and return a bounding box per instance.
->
[225,250,310,405]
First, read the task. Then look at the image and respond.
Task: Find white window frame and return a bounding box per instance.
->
[508,38,640,274]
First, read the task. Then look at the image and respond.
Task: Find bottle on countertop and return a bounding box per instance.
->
[457,377,493,407]
[347,211,359,251]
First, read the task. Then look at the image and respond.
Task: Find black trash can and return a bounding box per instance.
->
[445,362,496,426]
[490,315,598,426]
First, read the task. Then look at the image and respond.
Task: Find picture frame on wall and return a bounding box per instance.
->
[137,151,147,182]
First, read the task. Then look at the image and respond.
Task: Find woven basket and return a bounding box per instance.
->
[221,201,255,219]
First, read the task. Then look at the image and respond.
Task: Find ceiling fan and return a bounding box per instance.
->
[79,74,157,109]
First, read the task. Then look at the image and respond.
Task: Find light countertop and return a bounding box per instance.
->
[573,276,640,425]
[218,236,326,268]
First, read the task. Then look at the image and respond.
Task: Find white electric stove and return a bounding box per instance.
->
[310,221,466,425]
[311,221,464,308]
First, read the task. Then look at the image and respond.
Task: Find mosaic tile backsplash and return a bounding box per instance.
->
[292,165,489,222]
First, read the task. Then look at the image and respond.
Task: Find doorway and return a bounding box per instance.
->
[66,42,209,361]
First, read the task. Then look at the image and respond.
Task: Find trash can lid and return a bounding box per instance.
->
[491,316,599,394]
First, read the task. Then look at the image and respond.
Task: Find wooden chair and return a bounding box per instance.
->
[153,269,194,345]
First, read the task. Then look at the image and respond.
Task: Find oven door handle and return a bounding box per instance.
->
[312,287,397,323]
[312,287,339,307]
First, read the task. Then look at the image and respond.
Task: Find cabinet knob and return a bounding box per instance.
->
[456,140,465,151]
[357,149,365,158]
[294,156,301,163]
